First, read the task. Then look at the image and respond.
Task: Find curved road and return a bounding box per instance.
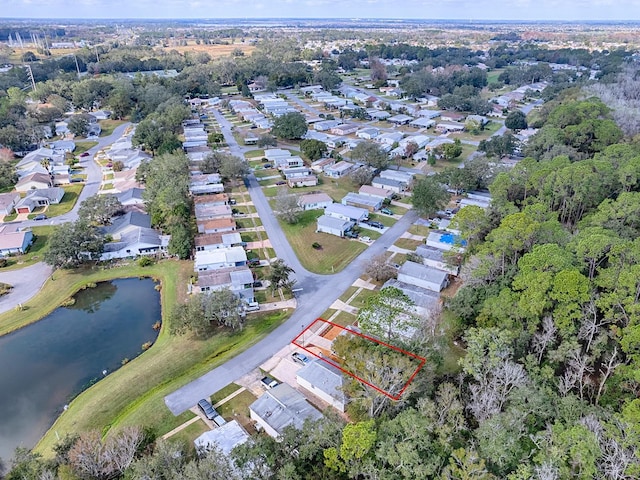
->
[164,109,418,415]
[0,123,132,315]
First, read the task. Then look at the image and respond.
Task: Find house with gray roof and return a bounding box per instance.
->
[103,211,152,240]
[324,161,355,178]
[296,359,347,412]
[397,261,449,293]
[342,192,382,212]
[316,215,354,237]
[14,187,64,214]
[325,203,368,223]
[383,278,441,318]
[100,227,169,261]
[194,246,247,272]
[194,420,250,456]
[372,176,405,194]
[249,383,323,438]
[196,265,255,303]
[298,192,333,211]
[116,187,145,206]
[0,193,19,216]
[415,245,459,275]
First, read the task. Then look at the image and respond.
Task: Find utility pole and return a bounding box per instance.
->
[24,64,36,92]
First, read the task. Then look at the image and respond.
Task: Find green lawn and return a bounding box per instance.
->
[339,286,359,303]
[408,225,431,237]
[368,212,397,228]
[210,383,243,404]
[102,183,114,190]
[349,288,378,310]
[99,119,127,137]
[74,141,98,155]
[453,121,502,142]
[279,210,367,274]
[245,149,265,159]
[34,261,292,457]
[332,310,357,327]
[166,419,208,453]
[0,225,53,270]
[394,238,424,250]
[44,184,84,217]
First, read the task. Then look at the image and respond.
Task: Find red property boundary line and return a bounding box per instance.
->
[291,318,426,400]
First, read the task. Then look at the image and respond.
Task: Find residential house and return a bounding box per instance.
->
[0,193,20,216]
[275,156,304,170]
[194,246,247,272]
[116,187,145,206]
[324,161,354,178]
[193,193,229,207]
[376,132,404,145]
[409,117,436,129]
[190,183,225,195]
[316,215,354,237]
[397,261,450,293]
[91,110,112,120]
[14,187,65,213]
[342,192,382,212]
[100,228,169,261]
[194,420,250,456]
[329,124,359,136]
[194,232,243,252]
[15,172,53,192]
[358,185,393,200]
[383,278,441,318]
[426,230,467,252]
[264,149,293,163]
[388,114,414,125]
[325,203,368,223]
[372,176,405,194]
[440,112,466,122]
[194,204,233,221]
[380,169,414,185]
[298,192,333,211]
[288,175,318,188]
[417,109,441,119]
[436,122,465,134]
[400,135,430,149]
[197,265,255,303]
[249,383,323,438]
[282,167,312,179]
[466,114,489,126]
[368,110,391,121]
[0,226,33,256]
[197,217,237,234]
[310,157,335,173]
[103,212,152,240]
[49,140,76,153]
[296,359,347,412]
[414,245,460,275]
[356,127,379,140]
[426,138,454,151]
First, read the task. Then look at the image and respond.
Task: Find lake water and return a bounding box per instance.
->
[0,277,161,462]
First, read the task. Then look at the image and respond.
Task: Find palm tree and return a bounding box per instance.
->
[268,259,295,295]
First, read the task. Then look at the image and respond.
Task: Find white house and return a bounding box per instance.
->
[316,215,354,237]
[296,359,347,412]
[249,383,323,438]
[356,127,379,140]
[194,420,250,456]
[194,246,247,272]
[372,176,405,194]
[426,230,467,252]
[298,193,333,211]
[397,261,449,293]
[414,245,460,275]
[100,228,169,261]
[288,175,318,188]
[0,193,19,216]
[324,161,355,178]
[0,226,33,256]
[196,266,255,303]
[342,192,382,212]
[379,169,414,185]
[194,232,243,252]
[325,203,368,222]
[14,187,65,213]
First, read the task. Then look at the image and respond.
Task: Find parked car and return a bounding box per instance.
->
[252,281,263,288]
[260,376,279,389]
[291,352,309,365]
[369,221,384,229]
[275,181,286,185]
[380,208,393,215]
[80,152,90,157]
[229,198,237,205]
[245,302,260,312]
[263,163,272,168]
[197,399,218,420]
[34,214,47,221]
[248,258,261,267]
[344,230,359,239]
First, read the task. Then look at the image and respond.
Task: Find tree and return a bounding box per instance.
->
[478,132,518,158]
[77,194,123,225]
[358,286,418,343]
[364,254,397,282]
[271,112,308,140]
[44,221,105,269]
[203,288,244,330]
[348,166,375,186]
[442,139,463,161]
[218,153,249,181]
[274,189,302,224]
[0,161,17,191]
[208,132,224,145]
[411,176,450,218]
[349,141,389,170]
[268,259,295,294]
[67,114,92,137]
[505,110,528,131]
[256,134,277,148]
[170,295,209,337]
[300,139,328,161]
[167,222,193,260]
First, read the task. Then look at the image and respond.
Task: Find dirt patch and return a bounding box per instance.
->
[159,43,256,58]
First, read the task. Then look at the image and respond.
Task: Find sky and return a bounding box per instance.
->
[3,0,640,21]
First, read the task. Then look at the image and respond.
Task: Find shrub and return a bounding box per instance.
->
[138,257,154,267]
[141,341,153,350]
[0,258,8,268]
[61,297,76,307]
[312,242,322,250]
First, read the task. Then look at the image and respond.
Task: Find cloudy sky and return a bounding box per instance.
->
[4,0,640,21]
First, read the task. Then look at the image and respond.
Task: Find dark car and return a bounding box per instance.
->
[34,214,47,221]
[369,221,384,229]
[80,152,90,157]
[380,208,393,215]
[275,180,286,185]
[344,230,359,239]
[292,352,309,365]
[260,376,279,389]
[248,258,261,266]
[197,399,218,420]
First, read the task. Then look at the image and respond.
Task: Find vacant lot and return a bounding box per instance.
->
[160,42,256,58]
[279,210,367,274]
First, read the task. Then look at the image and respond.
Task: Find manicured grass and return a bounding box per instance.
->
[245,149,266,159]
[339,286,359,303]
[216,390,257,419]
[0,225,54,270]
[74,141,99,155]
[394,238,424,250]
[349,288,378,310]
[99,119,126,137]
[45,184,84,217]
[35,261,292,456]
[312,176,355,203]
[102,183,114,190]
[166,419,208,452]
[2,213,17,222]
[332,310,357,327]
[210,383,243,404]
[486,68,505,84]
[240,232,260,243]
[408,224,431,237]
[368,212,397,228]
[321,308,337,320]
[104,173,115,181]
[279,210,367,274]
[453,121,502,142]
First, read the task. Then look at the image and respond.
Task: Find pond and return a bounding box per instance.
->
[0,277,161,462]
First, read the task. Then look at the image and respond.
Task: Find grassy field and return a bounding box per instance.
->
[453,121,502,142]
[245,149,266,159]
[99,120,127,137]
[34,259,292,456]
[408,224,431,237]
[279,210,367,274]
[74,141,99,155]
[160,42,255,58]
[43,184,83,218]
[394,238,424,250]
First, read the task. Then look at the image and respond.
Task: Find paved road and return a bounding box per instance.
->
[0,262,54,314]
[0,123,133,315]
[164,107,419,415]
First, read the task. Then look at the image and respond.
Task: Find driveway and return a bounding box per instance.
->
[0,262,53,315]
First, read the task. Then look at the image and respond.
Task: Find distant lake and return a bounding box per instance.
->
[0,277,161,462]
